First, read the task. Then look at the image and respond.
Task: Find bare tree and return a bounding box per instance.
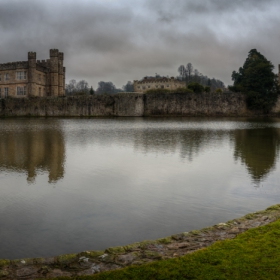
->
[65,79,90,95]
[65,79,77,95]
[76,80,89,94]
[177,62,225,91]
[178,65,186,80]
[186,63,193,83]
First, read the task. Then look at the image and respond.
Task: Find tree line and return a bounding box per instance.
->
[65,80,134,96]
[177,63,225,91]
[65,64,226,96]
[65,51,280,113]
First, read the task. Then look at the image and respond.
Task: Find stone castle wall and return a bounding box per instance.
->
[0,49,65,98]
[1,92,276,117]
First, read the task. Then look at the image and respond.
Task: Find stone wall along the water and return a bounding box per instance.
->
[0,92,279,117]
[143,92,247,116]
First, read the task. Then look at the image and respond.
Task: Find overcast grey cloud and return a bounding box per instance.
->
[1,0,280,88]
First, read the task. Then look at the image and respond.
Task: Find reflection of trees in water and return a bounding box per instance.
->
[134,126,280,182]
[133,129,228,161]
[234,128,280,183]
[0,121,65,183]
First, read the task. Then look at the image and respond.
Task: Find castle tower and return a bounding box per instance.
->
[50,49,59,96]
[63,67,66,95]
[133,80,139,92]
[58,52,64,96]
[28,52,36,96]
[278,65,280,85]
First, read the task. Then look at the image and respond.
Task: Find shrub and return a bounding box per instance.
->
[146,88,171,94]
[187,82,205,93]
[205,86,211,93]
[173,87,193,93]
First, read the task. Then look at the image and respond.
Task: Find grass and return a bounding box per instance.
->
[53,219,280,280]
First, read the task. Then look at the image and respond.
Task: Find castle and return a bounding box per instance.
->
[0,49,65,98]
[134,76,185,93]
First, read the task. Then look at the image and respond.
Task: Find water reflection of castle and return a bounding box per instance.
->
[0,124,65,183]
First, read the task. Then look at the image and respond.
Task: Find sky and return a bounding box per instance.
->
[1,0,280,89]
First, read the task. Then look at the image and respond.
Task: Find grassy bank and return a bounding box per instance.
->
[54,218,280,280]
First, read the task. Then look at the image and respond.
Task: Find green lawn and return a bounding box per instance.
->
[55,219,280,280]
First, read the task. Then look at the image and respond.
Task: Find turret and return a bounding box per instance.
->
[28,52,36,96]
[58,52,64,96]
[278,65,280,86]
[50,49,59,96]
[133,80,139,92]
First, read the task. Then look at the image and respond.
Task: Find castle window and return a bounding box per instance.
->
[16,71,26,80]
[167,84,169,87]
[4,73,9,81]
[0,75,1,81]
[4,87,9,97]
[17,86,26,96]
[39,87,41,96]
[138,86,140,89]
[156,85,158,88]
[148,86,150,88]
[0,88,1,98]
[38,74,41,82]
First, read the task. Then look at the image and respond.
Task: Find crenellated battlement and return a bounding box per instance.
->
[50,49,59,57]
[134,76,185,93]
[58,52,64,60]
[0,61,28,70]
[135,76,181,84]
[36,60,49,67]
[28,52,36,60]
[36,64,48,73]
[0,49,65,97]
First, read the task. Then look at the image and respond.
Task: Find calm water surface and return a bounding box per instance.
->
[0,117,280,259]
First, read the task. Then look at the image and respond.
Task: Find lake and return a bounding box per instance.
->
[0,117,280,259]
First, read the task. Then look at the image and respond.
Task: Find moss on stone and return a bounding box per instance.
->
[0,260,9,268]
[244,213,256,220]
[201,226,214,233]
[138,240,156,249]
[266,204,280,211]
[12,258,33,266]
[55,253,77,264]
[82,251,104,258]
[123,243,141,252]
[189,230,201,235]
[33,258,45,264]
[105,246,126,255]
[0,270,9,277]
[144,251,163,259]
[157,237,172,244]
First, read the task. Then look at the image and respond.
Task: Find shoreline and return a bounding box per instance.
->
[1,204,280,279]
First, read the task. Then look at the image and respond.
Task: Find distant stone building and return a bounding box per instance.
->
[134,76,185,93]
[0,49,65,98]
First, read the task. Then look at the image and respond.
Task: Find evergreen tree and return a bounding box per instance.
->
[231,49,279,112]
[89,86,94,95]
